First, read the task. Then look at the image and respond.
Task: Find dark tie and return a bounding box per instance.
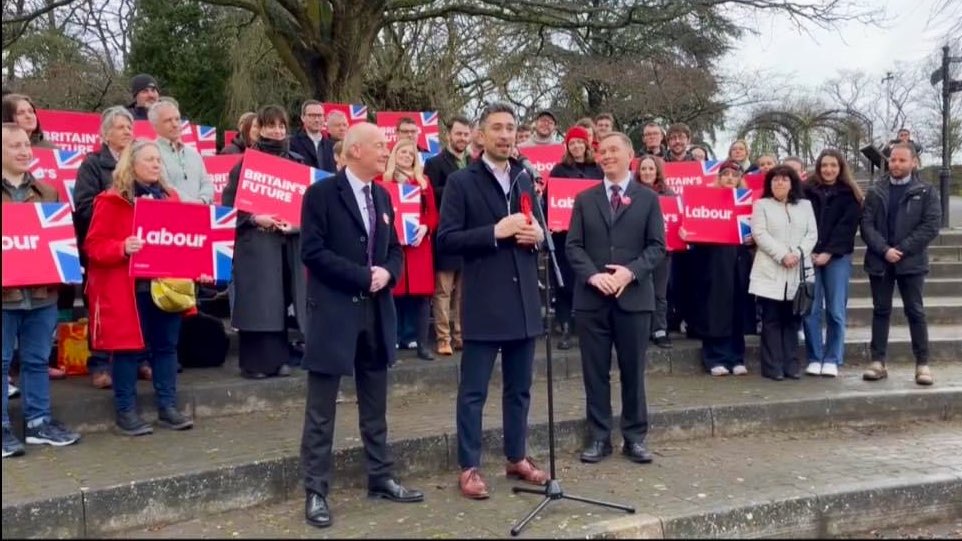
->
[362,185,376,266]
[610,184,622,214]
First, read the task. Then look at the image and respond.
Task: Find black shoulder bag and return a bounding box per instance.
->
[792,247,814,317]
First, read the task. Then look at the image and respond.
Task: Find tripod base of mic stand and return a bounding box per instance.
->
[509,479,635,536]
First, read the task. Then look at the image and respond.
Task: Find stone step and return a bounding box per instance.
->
[853,245,962,261]
[9,326,961,434]
[844,297,962,326]
[106,423,962,540]
[3,366,960,538]
[849,277,961,297]
[854,229,962,247]
[850,261,962,280]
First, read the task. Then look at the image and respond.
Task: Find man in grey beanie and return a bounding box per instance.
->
[127,74,160,121]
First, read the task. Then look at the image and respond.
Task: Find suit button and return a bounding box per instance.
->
[512,277,518,283]
[352,296,358,303]
[360,236,367,243]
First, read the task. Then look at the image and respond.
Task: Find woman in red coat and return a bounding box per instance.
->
[379,139,438,360]
[85,139,195,436]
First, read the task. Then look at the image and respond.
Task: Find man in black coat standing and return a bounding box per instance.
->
[290,100,336,172]
[437,102,549,500]
[299,122,424,529]
[566,132,666,465]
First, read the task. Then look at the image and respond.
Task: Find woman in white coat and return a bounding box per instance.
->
[749,165,818,381]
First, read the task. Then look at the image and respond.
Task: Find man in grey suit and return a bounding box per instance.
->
[565,132,666,465]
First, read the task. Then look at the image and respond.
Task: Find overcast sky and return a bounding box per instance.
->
[715,0,958,157]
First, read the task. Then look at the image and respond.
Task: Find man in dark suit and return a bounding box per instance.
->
[299,122,423,529]
[290,100,336,172]
[436,102,548,500]
[566,132,666,465]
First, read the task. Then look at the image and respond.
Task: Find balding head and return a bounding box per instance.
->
[343,123,389,182]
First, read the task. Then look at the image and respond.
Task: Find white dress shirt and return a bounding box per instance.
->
[345,167,373,234]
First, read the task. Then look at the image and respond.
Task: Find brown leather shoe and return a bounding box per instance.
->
[506,457,549,486]
[91,372,112,389]
[437,341,454,356]
[138,364,153,381]
[915,365,934,386]
[459,468,489,499]
[452,338,464,351]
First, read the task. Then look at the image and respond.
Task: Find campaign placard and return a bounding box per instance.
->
[375,111,440,153]
[202,154,242,205]
[679,186,754,245]
[384,182,421,245]
[322,103,369,127]
[662,160,722,196]
[194,125,218,156]
[224,130,239,146]
[2,203,82,287]
[233,149,332,227]
[659,195,687,252]
[129,199,237,282]
[545,177,601,232]
[133,119,197,148]
[29,147,84,210]
[36,109,101,154]
[518,145,565,181]
[744,171,765,201]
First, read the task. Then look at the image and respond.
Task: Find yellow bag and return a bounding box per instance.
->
[150,279,197,313]
[57,319,90,376]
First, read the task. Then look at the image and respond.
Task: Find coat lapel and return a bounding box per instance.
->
[476,165,510,220]
[372,186,390,255]
[336,174,368,234]
[611,181,637,226]
[591,184,613,229]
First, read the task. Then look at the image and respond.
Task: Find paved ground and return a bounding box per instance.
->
[840,518,962,539]
[951,196,961,228]
[107,421,962,539]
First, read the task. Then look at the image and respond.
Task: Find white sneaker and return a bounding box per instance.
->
[710,366,731,377]
[820,363,838,377]
[7,383,19,399]
[732,365,749,376]
[805,362,822,376]
[405,341,418,349]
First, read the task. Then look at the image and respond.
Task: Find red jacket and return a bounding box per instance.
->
[378,177,438,297]
[84,188,181,351]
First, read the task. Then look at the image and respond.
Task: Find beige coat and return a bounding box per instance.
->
[749,197,817,301]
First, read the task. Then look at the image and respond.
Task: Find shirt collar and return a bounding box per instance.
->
[159,137,183,152]
[481,154,511,176]
[889,175,912,186]
[307,131,324,143]
[344,166,371,193]
[604,175,631,194]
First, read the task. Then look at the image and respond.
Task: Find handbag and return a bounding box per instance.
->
[792,248,814,317]
[150,279,197,313]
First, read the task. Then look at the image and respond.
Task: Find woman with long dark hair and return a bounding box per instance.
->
[634,155,673,348]
[1,94,54,149]
[801,149,863,377]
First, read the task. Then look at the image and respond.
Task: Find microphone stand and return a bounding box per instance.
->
[508,184,635,537]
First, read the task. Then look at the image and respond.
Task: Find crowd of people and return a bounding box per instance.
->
[1,73,944,529]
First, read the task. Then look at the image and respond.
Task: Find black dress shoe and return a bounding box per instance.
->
[305,491,332,528]
[240,370,267,380]
[653,334,673,349]
[416,346,435,361]
[368,477,424,503]
[784,372,801,380]
[763,373,785,381]
[579,440,613,463]
[623,442,654,464]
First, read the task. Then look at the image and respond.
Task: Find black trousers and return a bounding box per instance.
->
[651,255,670,336]
[301,299,392,497]
[869,268,928,365]
[758,297,801,378]
[575,305,651,444]
[551,231,575,328]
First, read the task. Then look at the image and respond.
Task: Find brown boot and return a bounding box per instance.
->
[915,365,933,386]
[452,337,464,351]
[91,372,112,389]
[862,361,887,381]
[458,468,489,500]
[436,340,453,356]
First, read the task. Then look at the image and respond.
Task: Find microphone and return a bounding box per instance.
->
[517,169,564,286]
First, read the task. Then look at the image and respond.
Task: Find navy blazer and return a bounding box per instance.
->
[300,171,403,376]
[436,158,543,341]
[290,131,336,172]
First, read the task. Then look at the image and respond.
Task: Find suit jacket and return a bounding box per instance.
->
[424,148,466,271]
[290,130,336,172]
[300,170,403,376]
[566,180,666,312]
[436,158,543,341]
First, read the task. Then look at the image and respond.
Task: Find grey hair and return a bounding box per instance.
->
[100,106,134,139]
[147,97,180,125]
[326,110,347,123]
[478,102,516,127]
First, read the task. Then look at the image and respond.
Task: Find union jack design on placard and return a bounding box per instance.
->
[701,160,721,176]
[420,151,437,165]
[733,187,753,207]
[48,238,83,283]
[311,168,333,184]
[738,215,753,244]
[28,157,40,170]
[420,111,438,128]
[212,241,234,282]
[63,180,77,211]
[210,206,237,229]
[398,184,421,205]
[426,133,442,154]
[401,213,421,245]
[37,202,73,228]
[54,149,84,170]
[209,206,237,283]
[350,104,368,122]
[196,125,217,142]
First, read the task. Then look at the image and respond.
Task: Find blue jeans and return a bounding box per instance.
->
[112,291,181,414]
[803,254,852,366]
[2,304,58,427]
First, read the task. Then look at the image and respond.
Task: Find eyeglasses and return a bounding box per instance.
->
[304,113,325,118]
[398,128,419,135]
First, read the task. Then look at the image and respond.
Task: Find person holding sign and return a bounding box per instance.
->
[681,160,754,377]
[2,124,81,458]
[546,126,603,350]
[748,166,817,381]
[566,132,665,465]
[634,155,675,350]
[300,123,422,529]
[84,139,194,436]
[380,139,437,361]
[1,94,56,149]
[222,105,308,380]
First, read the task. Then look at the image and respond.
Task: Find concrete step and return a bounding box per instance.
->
[854,229,962,247]
[106,423,962,540]
[851,261,962,280]
[9,327,961,434]
[844,297,962,326]
[849,277,961,297]
[853,245,962,261]
[3,366,960,538]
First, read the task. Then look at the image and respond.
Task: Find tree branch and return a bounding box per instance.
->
[2,0,77,25]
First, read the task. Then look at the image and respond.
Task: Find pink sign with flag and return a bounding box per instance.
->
[233,149,332,227]
[323,103,369,127]
[194,125,218,156]
[29,147,84,210]
[36,109,101,154]
[519,145,565,181]
[384,182,422,245]
[202,154,242,205]
[659,195,687,252]
[2,202,83,287]
[662,160,723,196]
[129,199,237,282]
[545,177,601,232]
[679,186,754,245]
[375,111,441,153]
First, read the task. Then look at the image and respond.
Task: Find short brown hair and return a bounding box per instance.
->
[300,99,323,117]
[594,113,614,124]
[257,104,289,129]
[666,123,691,139]
[599,131,633,150]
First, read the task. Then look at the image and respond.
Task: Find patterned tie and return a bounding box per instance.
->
[362,185,376,266]
[610,184,622,214]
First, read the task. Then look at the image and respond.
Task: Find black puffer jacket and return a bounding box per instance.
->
[860,173,941,276]
[803,182,861,257]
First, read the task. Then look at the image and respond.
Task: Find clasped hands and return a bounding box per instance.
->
[589,265,634,298]
[253,214,295,233]
[495,213,544,246]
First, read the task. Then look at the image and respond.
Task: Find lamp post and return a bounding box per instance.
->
[931,45,961,228]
